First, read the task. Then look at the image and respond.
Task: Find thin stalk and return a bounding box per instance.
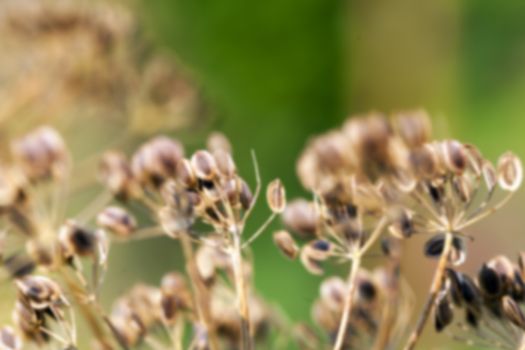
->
[179,234,219,350]
[334,255,361,350]
[334,217,388,350]
[403,232,454,350]
[59,270,114,350]
[518,333,525,350]
[231,232,253,350]
[372,262,400,350]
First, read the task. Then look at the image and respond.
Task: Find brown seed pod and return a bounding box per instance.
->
[12,300,46,344]
[3,254,35,279]
[207,132,232,154]
[99,151,136,199]
[273,230,299,259]
[452,175,473,203]
[392,110,431,148]
[213,149,236,178]
[160,272,191,324]
[15,275,67,310]
[482,161,497,192]
[108,302,146,348]
[59,220,98,258]
[191,150,218,181]
[125,284,162,328]
[497,152,523,192]
[484,255,516,294]
[502,295,525,330]
[300,240,332,275]
[442,140,467,174]
[409,144,438,179]
[478,264,502,297]
[344,114,395,180]
[312,299,339,332]
[424,234,466,266]
[239,179,253,210]
[11,126,69,181]
[319,277,346,311]
[175,158,198,189]
[388,209,415,239]
[131,136,184,188]
[434,294,453,332]
[266,179,286,214]
[282,199,318,238]
[96,206,137,237]
[0,326,22,350]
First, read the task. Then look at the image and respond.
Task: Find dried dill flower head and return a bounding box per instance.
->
[99,132,280,349]
[434,253,525,349]
[106,266,274,350]
[12,275,76,348]
[277,110,522,350]
[0,125,121,350]
[0,0,202,149]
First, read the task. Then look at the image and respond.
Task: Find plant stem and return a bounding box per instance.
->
[59,270,114,350]
[333,255,362,350]
[518,334,525,350]
[403,232,454,350]
[372,260,400,350]
[231,232,253,350]
[179,233,219,350]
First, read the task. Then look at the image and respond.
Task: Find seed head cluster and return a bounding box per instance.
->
[0,108,522,350]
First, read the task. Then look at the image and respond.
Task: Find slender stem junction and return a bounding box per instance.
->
[403,232,454,350]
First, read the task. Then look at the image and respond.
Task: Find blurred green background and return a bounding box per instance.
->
[2,0,525,349]
[126,0,525,348]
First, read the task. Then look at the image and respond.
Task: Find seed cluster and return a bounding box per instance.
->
[0,105,522,348]
[433,253,525,349]
[275,111,523,349]
[96,131,282,349]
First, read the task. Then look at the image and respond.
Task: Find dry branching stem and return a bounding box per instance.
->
[59,269,114,350]
[404,232,454,350]
[231,232,253,350]
[334,217,387,350]
[334,254,361,350]
[179,233,219,350]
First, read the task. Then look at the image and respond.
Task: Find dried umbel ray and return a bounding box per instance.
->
[308,238,411,350]
[0,0,202,153]
[277,110,522,350]
[434,253,525,350]
[98,132,281,350]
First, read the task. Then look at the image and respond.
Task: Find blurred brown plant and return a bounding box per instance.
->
[0,0,203,155]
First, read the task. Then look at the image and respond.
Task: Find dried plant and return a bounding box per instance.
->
[96,132,281,350]
[0,22,522,347]
[434,253,525,350]
[275,111,522,350]
[0,0,202,149]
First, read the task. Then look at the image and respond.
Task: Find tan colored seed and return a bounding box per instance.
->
[392,110,431,148]
[273,230,299,259]
[266,178,286,214]
[97,206,137,237]
[497,152,523,192]
[502,295,525,330]
[0,326,22,350]
[190,150,217,181]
